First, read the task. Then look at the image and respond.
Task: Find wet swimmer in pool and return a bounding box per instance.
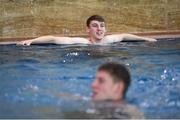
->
[89,62,144,119]
[92,62,131,102]
[17,15,157,46]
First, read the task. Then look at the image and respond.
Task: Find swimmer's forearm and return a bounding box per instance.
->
[17,35,89,46]
[122,33,157,42]
[31,36,85,44]
[17,35,60,46]
[30,35,56,44]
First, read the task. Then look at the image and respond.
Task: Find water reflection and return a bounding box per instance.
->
[84,101,144,119]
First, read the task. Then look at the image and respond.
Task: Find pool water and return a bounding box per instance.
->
[0,38,180,118]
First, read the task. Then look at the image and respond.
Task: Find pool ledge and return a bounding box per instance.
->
[0,31,180,45]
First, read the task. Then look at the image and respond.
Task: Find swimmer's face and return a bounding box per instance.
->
[92,70,124,101]
[87,20,106,41]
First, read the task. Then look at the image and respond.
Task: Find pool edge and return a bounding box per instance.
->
[0,30,180,45]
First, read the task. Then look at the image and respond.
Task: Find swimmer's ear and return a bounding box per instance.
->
[86,27,90,33]
[114,81,124,96]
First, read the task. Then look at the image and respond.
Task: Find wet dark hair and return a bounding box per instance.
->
[86,15,105,27]
[98,62,131,98]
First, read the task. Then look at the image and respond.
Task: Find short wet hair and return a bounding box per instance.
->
[98,62,131,98]
[86,15,105,27]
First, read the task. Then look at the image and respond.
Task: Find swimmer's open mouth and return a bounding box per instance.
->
[96,31,103,36]
[92,91,98,97]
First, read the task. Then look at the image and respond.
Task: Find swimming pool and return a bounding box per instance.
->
[0,38,180,118]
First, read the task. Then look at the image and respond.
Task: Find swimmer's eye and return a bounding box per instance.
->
[90,23,105,28]
[91,24,98,27]
[98,77,105,84]
[100,24,105,27]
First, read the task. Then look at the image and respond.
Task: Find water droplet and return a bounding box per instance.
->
[86,108,96,114]
[138,80,144,84]
[29,84,39,92]
[140,102,149,107]
[82,96,90,101]
[168,101,175,106]
[126,63,130,66]
[164,69,167,74]
[161,75,166,80]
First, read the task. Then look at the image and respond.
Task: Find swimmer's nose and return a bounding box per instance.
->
[92,80,98,89]
[97,26,103,31]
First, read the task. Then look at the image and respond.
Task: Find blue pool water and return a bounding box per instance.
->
[0,38,180,118]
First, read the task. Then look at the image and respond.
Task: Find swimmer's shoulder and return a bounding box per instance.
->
[121,103,145,119]
[100,34,124,44]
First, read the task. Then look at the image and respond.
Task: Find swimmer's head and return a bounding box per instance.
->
[92,62,131,101]
[86,15,106,42]
[86,15,105,27]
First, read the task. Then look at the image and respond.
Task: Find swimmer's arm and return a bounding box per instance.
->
[16,35,90,45]
[102,34,156,43]
[17,36,57,45]
[54,37,90,44]
[120,33,157,42]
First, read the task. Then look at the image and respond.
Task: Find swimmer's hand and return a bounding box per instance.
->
[16,40,33,46]
[145,38,157,42]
